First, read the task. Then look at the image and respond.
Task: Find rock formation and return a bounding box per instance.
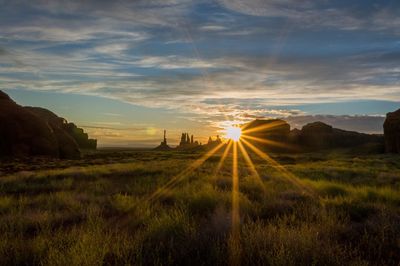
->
[206,135,222,147]
[241,119,291,152]
[0,90,96,159]
[296,121,383,151]
[384,109,400,153]
[64,123,97,150]
[0,91,59,158]
[25,107,80,159]
[177,132,200,150]
[299,122,333,150]
[151,118,385,154]
[154,130,172,151]
[240,118,383,153]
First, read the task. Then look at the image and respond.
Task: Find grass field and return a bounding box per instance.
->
[0,148,399,265]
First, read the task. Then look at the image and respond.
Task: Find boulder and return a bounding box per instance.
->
[384,109,400,153]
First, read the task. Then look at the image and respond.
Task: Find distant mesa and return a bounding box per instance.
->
[384,108,400,153]
[0,90,97,159]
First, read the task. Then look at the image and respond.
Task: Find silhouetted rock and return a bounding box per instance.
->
[65,123,97,149]
[299,122,333,149]
[298,121,383,151]
[177,132,201,150]
[288,128,301,143]
[0,91,59,158]
[203,135,222,150]
[243,119,290,135]
[26,107,97,152]
[242,119,291,152]
[384,109,400,153]
[0,90,96,159]
[25,107,81,159]
[241,118,383,153]
[154,130,172,151]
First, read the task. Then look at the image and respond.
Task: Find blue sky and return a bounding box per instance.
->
[1,0,399,146]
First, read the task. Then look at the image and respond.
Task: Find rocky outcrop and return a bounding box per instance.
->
[0,90,96,159]
[64,123,97,150]
[240,118,383,153]
[154,130,172,151]
[26,107,97,152]
[241,119,291,152]
[243,119,290,137]
[176,132,201,150]
[299,122,334,150]
[297,121,383,151]
[384,109,400,153]
[0,91,59,158]
[25,107,81,159]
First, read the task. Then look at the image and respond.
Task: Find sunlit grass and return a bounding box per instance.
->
[0,149,399,265]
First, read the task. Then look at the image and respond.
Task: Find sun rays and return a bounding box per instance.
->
[227,140,241,266]
[145,121,316,265]
[146,142,225,203]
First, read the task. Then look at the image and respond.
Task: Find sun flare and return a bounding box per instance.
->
[225,126,242,142]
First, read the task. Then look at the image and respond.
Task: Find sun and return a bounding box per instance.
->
[225,126,242,142]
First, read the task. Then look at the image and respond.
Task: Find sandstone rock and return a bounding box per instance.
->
[26,107,97,153]
[64,123,97,150]
[24,107,81,159]
[298,121,383,151]
[241,119,291,152]
[299,122,333,149]
[0,91,59,157]
[384,109,400,153]
[0,90,96,159]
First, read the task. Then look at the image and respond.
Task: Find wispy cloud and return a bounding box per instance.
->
[217,0,400,32]
[199,25,228,31]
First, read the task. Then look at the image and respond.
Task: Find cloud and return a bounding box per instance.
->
[1,0,195,28]
[0,0,399,141]
[0,47,7,55]
[217,0,400,32]
[1,17,151,45]
[199,25,228,31]
[132,55,218,69]
[1,46,399,115]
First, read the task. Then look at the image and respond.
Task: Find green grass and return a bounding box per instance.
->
[0,150,399,265]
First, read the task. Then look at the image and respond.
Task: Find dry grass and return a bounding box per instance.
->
[0,150,399,265]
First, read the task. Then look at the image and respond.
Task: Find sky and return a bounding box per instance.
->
[1,0,399,147]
